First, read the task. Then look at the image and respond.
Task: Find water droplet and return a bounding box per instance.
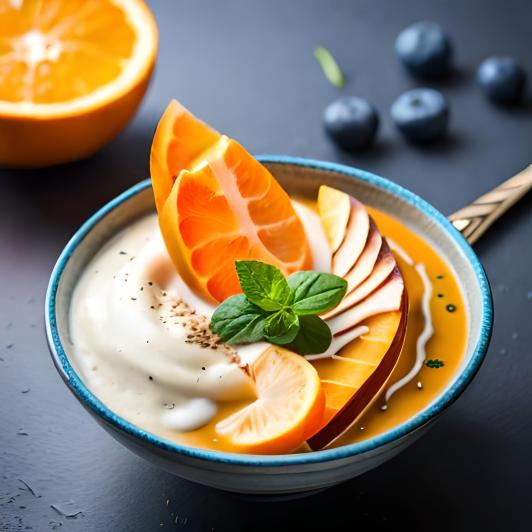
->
[511,332,519,340]
[499,348,507,356]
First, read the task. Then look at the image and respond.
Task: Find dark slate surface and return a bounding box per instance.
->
[1,1,531,530]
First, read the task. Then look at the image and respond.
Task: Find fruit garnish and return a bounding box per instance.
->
[306,185,407,449]
[0,0,157,167]
[323,97,379,152]
[390,88,449,144]
[317,185,351,253]
[151,101,312,302]
[210,260,347,355]
[215,346,325,454]
[477,56,526,105]
[150,99,220,212]
[395,21,453,80]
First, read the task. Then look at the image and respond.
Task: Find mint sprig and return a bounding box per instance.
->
[210,260,347,355]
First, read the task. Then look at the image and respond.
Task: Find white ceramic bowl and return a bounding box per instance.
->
[45,157,492,495]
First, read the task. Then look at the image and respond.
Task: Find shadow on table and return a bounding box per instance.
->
[91,413,503,532]
[0,120,155,230]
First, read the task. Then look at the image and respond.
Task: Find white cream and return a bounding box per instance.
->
[69,203,330,435]
[382,239,434,406]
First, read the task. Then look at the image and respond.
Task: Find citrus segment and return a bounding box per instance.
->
[150,99,220,212]
[158,129,312,302]
[215,346,325,454]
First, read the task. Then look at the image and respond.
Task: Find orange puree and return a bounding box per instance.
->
[153,204,467,453]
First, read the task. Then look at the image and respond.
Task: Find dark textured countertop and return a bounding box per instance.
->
[1,1,531,530]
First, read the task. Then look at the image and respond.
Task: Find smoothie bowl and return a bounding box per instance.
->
[45,101,492,494]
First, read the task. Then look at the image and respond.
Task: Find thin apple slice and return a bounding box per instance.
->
[343,219,382,293]
[327,269,404,335]
[318,185,351,253]
[332,197,369,277]
[326,241,396,319]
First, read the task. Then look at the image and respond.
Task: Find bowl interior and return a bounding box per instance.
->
[47,158,492,466]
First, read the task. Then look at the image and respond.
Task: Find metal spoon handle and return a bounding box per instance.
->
[449,164,532,244]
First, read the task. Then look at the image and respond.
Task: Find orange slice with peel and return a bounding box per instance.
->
[0,0,157,167]
[150,99,220,212]
[215,346,325,454]
[152,100,312,302]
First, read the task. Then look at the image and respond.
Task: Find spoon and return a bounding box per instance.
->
[450,164,532,244]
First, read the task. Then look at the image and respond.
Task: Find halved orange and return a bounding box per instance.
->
[215,346,325,454]
[0,0,158,166]
[153,101,312,302]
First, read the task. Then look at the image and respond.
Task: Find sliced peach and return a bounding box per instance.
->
[307,185,408,449]
[309,295,407,449]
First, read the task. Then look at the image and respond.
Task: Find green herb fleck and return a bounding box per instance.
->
[437,293,444,298]
[446,304,456,313]
[425,359,445,368]
[314,46,345,88]
[210,260,347,355]
[436,274,444,280]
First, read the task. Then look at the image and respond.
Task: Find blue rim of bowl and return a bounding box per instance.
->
[45,156,493,467]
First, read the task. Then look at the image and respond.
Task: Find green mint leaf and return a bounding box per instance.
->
[235,260,291,311]
[286,315,332,355]
[263,308,299,345]
[314,46,345,88]
[425,359,445,369]
[210,294,269,344]
[287,271,347,315]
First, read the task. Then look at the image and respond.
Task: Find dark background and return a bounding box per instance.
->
[1,1,531,530]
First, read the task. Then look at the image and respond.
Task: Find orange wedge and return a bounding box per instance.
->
[150,99,220,212]
[153,101,312,302]
[0,0,157,167]
[215,346,325,454]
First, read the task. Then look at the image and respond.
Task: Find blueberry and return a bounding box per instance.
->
[390,88,449,143]
[323,97,379,151]
[477,56,526,104]
[395,21,452,79]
